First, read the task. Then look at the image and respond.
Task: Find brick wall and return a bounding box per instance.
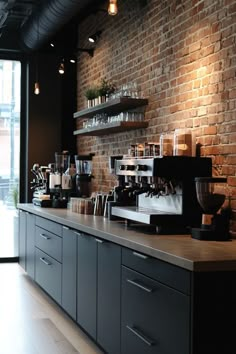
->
[76,0,236,235]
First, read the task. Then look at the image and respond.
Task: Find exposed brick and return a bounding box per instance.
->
[76,0,236,233]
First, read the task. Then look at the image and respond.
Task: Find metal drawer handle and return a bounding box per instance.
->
[40,233,50,240]
[126,325,155,346]
[132,251,149,260]
[127,279,153,293]
[63,226,69,230]
[95,238,104,244]
[74,231,82,236]
[40,257,51,266]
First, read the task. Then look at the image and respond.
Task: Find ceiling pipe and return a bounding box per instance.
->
[20,0,101,51]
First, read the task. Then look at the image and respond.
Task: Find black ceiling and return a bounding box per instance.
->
[0,0,103,52]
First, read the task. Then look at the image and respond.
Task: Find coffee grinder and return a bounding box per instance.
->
[49,151,72,207]
[74,154,93,197]
[191,177,231,241]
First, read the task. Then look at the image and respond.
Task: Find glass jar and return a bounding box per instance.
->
[160,133,173,156]
[173,129,192,156]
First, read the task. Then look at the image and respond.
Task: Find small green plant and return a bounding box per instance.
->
[11,185,19,209]
[84,87,99,100]
[98,78,116,97]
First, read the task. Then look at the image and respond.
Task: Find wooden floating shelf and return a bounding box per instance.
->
[73,97,149,119]
[73,121,148,136]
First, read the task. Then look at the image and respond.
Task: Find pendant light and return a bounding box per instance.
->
[58,59,65,74]
[108,0,118,16]
[34,15,40,95]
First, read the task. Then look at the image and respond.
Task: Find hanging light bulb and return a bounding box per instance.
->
[108,0,118,15]
[34,82,40,95]
[58,60,65,74]
[34,12,40,95]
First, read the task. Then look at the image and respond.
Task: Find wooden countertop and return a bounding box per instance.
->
[18,203,236,272]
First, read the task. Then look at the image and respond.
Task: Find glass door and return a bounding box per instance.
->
[0,59,21,258]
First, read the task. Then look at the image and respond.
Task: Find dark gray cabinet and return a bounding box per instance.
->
[121,266,190,354]
[19,210,35,278]
[35,247,62,304]
[26,212,35,279]
[19,210,26,270]
[77,232,97,339]
[62,226,77,320]
[97,239,121,354]
[77,233,121,354]
[35,217,62,305]
[121,248,190,354]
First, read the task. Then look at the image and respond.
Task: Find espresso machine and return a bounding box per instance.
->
[111,156,212,233]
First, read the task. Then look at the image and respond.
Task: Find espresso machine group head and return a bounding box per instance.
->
[111,156,212,233]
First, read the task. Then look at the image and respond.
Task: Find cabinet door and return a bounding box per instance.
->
[77,232,97,339]
[121,266,190,354]
[97,240,121,354]
[62,226,77,320]
[19,210,26,270]
[26,212,35,279]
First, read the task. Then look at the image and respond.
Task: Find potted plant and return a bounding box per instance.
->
[98,79,116,104]
[85,87,99,107]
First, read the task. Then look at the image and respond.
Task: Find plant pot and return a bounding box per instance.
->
[87,100,93,108]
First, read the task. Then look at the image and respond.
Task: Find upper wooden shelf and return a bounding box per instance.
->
[73,97,148,119]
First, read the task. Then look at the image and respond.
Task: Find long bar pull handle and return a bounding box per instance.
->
[63,226,69,230]
[126,325,155,346]
[95,238,104,244]
[40,233,50,240]
[127,279,153,293]
[40,257,51,266]
[132,251,149,259]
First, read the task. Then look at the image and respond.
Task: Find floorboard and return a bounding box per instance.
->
[0,263,103,354]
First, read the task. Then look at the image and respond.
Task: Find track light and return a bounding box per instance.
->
[88,30,102,43]
[108,0,118,15]
[58,60,65,74]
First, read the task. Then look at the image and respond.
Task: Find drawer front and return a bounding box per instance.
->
[121,266,190,354]
[35,216,62,237]
[122,247,190,294]
[35,248,62,304]
[35,226,62,262]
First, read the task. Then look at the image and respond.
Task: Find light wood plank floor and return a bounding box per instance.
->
[0,263,104,354]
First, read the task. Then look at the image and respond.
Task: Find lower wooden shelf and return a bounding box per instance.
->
[73,121,148,136]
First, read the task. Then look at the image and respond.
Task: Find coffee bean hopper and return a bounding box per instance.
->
[191,177,231,241]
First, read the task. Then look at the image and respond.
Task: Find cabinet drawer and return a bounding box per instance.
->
[35,226,62,262]
[122,247,190,294]
[121,266,190,354]
[35,248,62,304]
[35,216,62,237]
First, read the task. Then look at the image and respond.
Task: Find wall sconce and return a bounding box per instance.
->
[108,0,118,16]
[88,30,102,43]
[58,59,65,74]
